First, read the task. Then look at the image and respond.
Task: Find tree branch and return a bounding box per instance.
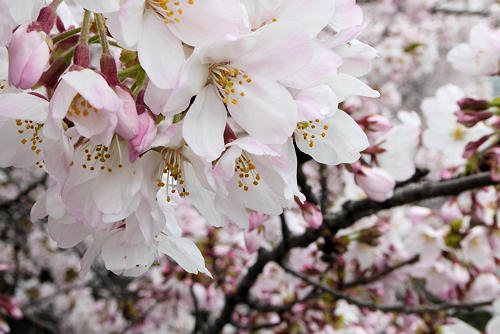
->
[204,172,498,333]
[342,255,419,289]
[282,265,493,315]
[229,319,281,331]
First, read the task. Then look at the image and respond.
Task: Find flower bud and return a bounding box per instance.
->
[454,109,493,128]
[366,114,391,133]
[457,97,489,111]
[463,134,490,159]
[356,114,391,134]
[354,164,395,202]
[8,24,50,89]
[296,199,322,229]
[128,112,156,162]
[244,229,261,254]
[114,86,139,140]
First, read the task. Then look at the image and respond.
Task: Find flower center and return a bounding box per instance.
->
[210,65,252,105]
[15,119,44,168]
[450,126,465,141]
[67,93,99,119]
[235,153,260,192]
[157,149,189,202]
[70,136,126,173]
[147,0,194,24]
[296,119,328,148]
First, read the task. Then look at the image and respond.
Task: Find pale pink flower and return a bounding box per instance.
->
[461,226,495,270]
[100,0,249,89]
[213,137,300,228]
[45,69,121,147]
[0,92,48,168]
[447,24,500,76]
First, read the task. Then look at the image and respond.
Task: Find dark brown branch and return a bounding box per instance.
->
[191,285,201,334]
[282,265,493,315]
[431,6,491,16]
[229,319,281,331]
[204,172,498,334]
[342,255,420,289]
[319,164,328,214]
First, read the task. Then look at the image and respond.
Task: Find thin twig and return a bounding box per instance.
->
[281,265,493,315]
[229,319,281,331]
[342,255,419,289]
[191,285,201,334]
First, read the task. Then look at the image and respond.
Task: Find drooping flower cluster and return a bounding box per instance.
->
[0,0,378,277]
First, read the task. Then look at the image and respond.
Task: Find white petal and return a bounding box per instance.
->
[183,86,227,161]
[156,234,211,276]
[296,110,368,165]
[138,10,185,89]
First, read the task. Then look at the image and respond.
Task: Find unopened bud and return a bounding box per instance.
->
[73,43,90,68]
[296,199,322,229]
[8,24,50,89]
[354,165,395,202]
[457,97,489,111]
[455,109,493,127]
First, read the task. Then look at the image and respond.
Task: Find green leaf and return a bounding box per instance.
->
[404,43,423,53]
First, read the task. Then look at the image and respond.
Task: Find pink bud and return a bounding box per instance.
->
[455,109,493,128]
[249,212,267,232]
[366,114,391,133]
[463,134,491,159]
[8,24,50,89]
[354,166,395,202]
[114,86,139,140]
[296,200,323,229]
[128,112,156,162]
[457,97,489,111]
[244,230,261,254]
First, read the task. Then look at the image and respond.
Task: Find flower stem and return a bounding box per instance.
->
[117,65,142,82]
[95,13,110,55]
[52,27,81,44]
[79,10,92,44]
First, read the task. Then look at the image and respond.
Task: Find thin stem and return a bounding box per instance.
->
[79,10,92,44]
[282,264,493,315]
[95,13,110,55]
[118,65,142,82]
[52,27,82,44]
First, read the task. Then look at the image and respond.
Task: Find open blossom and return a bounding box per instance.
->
[461,226,495,270]
[447,24,500,76]
[146,23,321,161]
[95,0,249,88]
[422,84,490,168]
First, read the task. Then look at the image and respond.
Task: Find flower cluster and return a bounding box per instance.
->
[0,0,378,277]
